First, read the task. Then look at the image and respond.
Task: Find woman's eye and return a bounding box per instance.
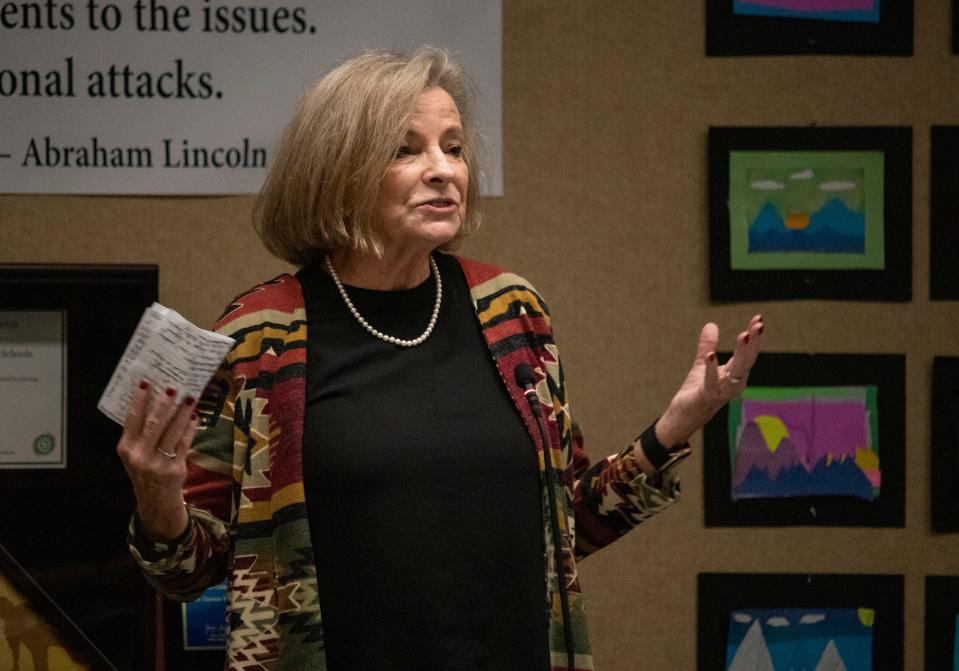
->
[395,146,411,158]
[447,145,463,157]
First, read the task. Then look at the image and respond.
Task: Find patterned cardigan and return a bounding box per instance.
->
[129,255,680,671]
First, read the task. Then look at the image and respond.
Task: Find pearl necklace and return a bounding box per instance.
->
[324,254,442,347]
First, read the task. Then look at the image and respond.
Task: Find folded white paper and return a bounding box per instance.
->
[98,302,235,425]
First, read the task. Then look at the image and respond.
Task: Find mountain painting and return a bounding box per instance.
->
[746,167,866,254]
[728,151,886,271]
[732,0,880,23]
[726,607,874,671]
[728,386,880,502]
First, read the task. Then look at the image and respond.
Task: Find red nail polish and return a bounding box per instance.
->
[708,352,716,362]
[139,380,149,390]
[758,325,764,335]
[165,387,176,397]
[744,334,750,344]
[190,413,198,421]
[184,396,196,407]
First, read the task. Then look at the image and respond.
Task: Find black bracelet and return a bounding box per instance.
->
[636,420,690,472]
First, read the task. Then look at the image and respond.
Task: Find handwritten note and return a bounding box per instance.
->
[97,303,234,425]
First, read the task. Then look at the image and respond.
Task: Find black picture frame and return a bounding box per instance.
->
[954,0,959,54]
[709,126,912,302]
[0,543,116,669]
[925,576,959,669]
[931,126,959,300]
[163,581,227,671]
[703,352,906,527]
[0,264,158,670]
[698,573,904,671]
[932,357,959,532]
[705,0,913,56]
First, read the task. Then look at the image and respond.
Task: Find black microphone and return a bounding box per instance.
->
[514,362,541,418]
[513,362,574,671]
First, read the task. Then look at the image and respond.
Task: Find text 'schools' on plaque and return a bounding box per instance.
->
[0,311,67,469]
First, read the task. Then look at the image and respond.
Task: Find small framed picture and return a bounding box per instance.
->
[703,352,906,527]
[932,357,959,531]
[163,580,228,670]
[709,126,912,302]
[925,576,959,670]
[698,572,904,671]
[931,126,959,300]
[706,0,913,56]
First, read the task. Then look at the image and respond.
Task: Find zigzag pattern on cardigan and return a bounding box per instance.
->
[130,255,680,671]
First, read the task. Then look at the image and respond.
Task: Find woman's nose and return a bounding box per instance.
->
[423,148,454,182]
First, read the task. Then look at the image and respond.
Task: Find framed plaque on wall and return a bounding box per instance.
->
[0,264,158,670]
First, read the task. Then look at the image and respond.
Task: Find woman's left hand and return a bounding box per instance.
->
[654,314,764,447]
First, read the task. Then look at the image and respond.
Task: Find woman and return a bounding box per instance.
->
[118,47,763,671]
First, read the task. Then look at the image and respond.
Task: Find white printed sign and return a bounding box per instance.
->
[0,1,502,195]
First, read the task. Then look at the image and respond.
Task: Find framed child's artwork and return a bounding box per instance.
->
[709,126,912,302]
[926,576,959,670]
[706,0,913,56]
[698,573,904,671]
[703,352,905,527]
[931,126,959,300]
[932,357,959,531]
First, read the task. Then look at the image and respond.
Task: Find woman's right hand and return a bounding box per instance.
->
[116,381,200,543]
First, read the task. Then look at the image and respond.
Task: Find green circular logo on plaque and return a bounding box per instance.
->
[33,434,55,456]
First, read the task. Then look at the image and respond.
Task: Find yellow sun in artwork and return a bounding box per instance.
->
[753,415,789,453]
[784,212,811,229]
[858,607,875,627]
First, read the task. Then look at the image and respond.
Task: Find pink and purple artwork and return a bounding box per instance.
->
[728,386,880,502]
[733,0,880,23]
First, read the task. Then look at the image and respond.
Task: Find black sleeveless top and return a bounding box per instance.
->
[297,253,550,671]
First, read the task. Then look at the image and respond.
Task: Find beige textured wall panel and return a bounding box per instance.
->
[3,1,958,669]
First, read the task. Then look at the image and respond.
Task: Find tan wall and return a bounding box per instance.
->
[3,2,957,668]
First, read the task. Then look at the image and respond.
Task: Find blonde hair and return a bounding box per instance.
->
[254,46,484,266]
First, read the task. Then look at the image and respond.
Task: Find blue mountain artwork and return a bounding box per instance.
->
[748,198,866,254]
[726,607,873,671]
[733,449,875,501]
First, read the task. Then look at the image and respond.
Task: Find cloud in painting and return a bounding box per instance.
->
[790,168,814,180]
[766,616,790,627]
[750,179,785,190]
[820,180,858,191]
[800,613,827,624]
[733,612,753,623]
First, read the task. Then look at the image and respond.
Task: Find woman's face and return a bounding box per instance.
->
[371,86,468,257]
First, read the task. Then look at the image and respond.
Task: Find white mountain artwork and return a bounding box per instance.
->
[815,640,848,671]
[728,620,774,671]
[728,619,849,671]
